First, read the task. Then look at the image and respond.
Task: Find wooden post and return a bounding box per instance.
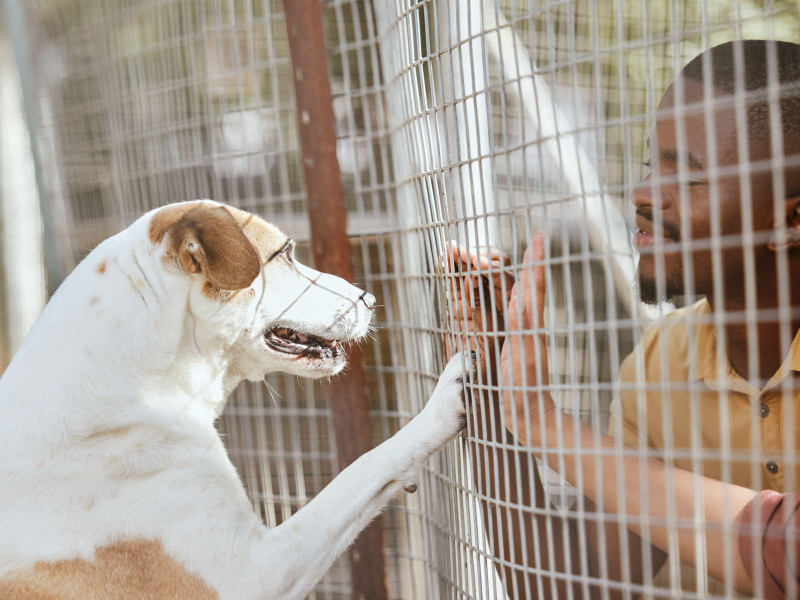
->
[282,2,389,599]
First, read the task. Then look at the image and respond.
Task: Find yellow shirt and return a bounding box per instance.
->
[610,298,800,492]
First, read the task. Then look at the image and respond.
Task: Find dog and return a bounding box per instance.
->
[0,200,471,599]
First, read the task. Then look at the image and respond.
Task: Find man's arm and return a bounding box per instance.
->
[443,240,664,598]
[442,241,581,597]
[468,379,668,599]
[502,235,758,596]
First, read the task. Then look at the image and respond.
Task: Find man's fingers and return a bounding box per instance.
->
[520,232,547,331]
[472,247,510,270]
[441,241,512,313]
[506,281,532,332]
[440,241,466,272]
[443,241,510,272]
[471,247,514,314]
[506,282,519,330]
[518,232,551,387]
[449,276,474,322]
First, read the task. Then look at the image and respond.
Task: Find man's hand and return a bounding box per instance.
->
[500,232,556,446]
[440,242,514,378]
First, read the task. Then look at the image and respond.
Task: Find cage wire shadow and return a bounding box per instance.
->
[6,0,800,598]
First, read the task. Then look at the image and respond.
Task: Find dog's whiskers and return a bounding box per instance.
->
[261,379,283,408]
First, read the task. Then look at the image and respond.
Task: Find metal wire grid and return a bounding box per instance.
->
[9,0,800,598]
[374,1,800,597]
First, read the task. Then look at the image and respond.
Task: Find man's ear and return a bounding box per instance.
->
[767,195,800,252]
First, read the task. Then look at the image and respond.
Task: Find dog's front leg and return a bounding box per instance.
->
[253,352,472,600]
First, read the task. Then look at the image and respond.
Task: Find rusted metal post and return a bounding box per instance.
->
[282,2,388,599]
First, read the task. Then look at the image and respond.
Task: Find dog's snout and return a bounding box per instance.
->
[359,291,376,310]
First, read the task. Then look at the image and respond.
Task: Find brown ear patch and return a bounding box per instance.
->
[0,540,218,600]
[148,202,201,245]
[151,203,261,291]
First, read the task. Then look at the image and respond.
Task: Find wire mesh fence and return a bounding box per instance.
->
[6,0,800,598]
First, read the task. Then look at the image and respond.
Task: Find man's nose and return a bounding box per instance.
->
[631,174,654,210]
[631,173,672,211]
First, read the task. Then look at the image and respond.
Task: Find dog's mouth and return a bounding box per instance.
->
[265,326,341,360]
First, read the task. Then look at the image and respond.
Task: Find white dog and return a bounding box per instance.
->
[0,200,471,599]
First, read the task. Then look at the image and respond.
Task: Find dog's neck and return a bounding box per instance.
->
[0,232,239,445]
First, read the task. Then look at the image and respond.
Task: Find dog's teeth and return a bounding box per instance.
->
[268,326,341,354]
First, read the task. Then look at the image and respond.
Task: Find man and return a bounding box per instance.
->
[445,39,800,598]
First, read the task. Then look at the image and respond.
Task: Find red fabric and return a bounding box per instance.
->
[738,490,800,599]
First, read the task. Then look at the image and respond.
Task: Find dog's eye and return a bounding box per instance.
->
[267,240,296,265]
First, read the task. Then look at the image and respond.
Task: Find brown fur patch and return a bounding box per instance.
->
[83,426,133,441]
[201,282,259,303]
[148,202,204,245]
[0,540,218,600]
[96,262,106,275]
[222,205,286,261]
[149,203,260,290]
[148,202,289,297]
[150,203,286,259]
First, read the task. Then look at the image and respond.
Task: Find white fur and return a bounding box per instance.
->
[0,200,470,599]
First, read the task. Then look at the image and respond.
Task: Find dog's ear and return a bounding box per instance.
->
[153,204,261,290]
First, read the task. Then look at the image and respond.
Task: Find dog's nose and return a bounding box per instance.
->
[359,291,376,310]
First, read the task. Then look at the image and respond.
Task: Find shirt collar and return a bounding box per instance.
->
[692,299,718,384]
[764,328,800,391]
[693,298,800,393]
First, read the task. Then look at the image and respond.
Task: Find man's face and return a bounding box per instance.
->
[632,77,776,305]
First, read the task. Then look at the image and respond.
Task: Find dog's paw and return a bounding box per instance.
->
[421,351,474,442]
[451,350,478,400]
[389,352,474,493]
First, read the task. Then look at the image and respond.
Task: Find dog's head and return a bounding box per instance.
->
[146,200,374,381]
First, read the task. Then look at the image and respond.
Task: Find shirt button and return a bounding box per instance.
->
[759,404,770,417]
[766,461,779,474]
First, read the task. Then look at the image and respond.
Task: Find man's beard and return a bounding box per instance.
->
[634,208,686,305]
[636,267,685,306]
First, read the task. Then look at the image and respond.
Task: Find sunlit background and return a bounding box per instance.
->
[2,1,799,598]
